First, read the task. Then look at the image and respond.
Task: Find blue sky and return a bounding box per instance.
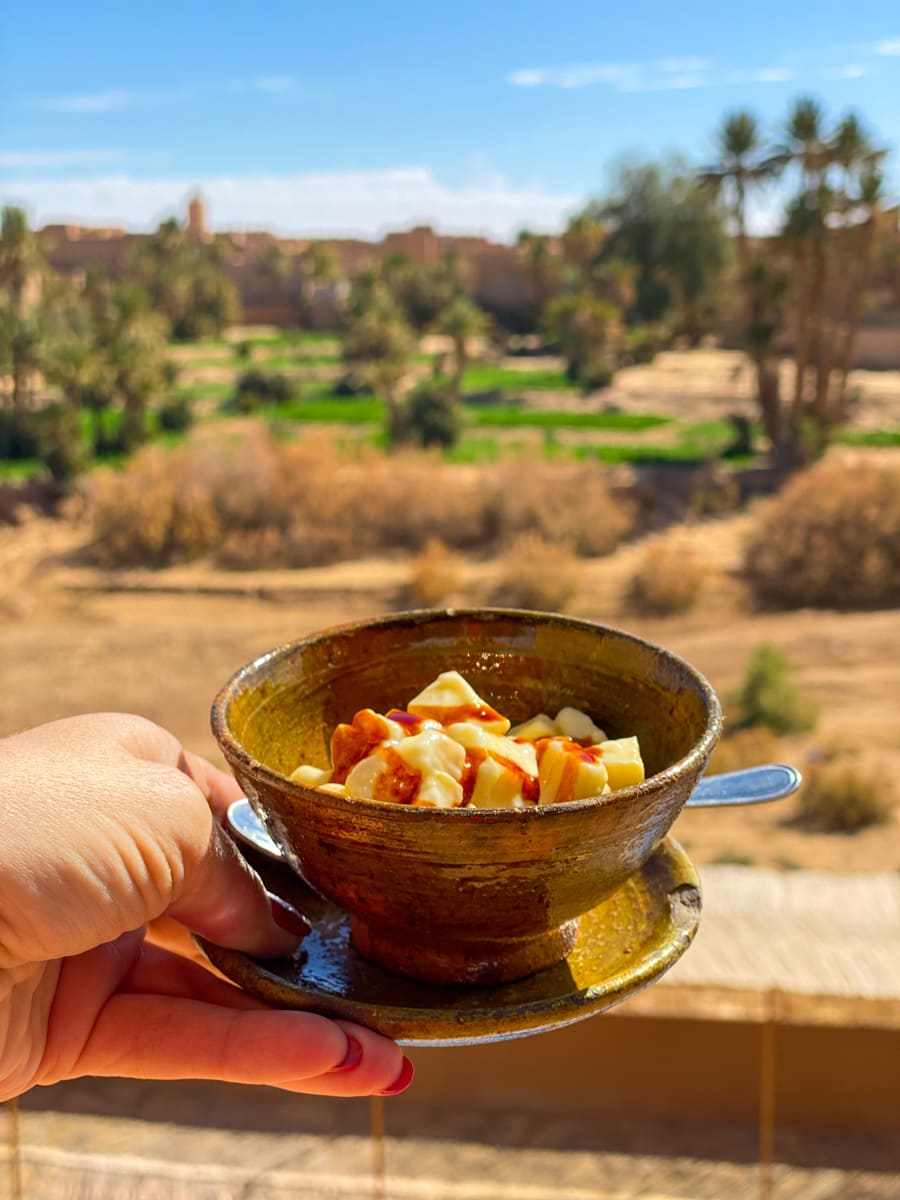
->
[1,0,898,240]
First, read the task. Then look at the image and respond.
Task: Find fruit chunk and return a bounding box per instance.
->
[291,763,332,787]
[508,713,557,740]
[597,736,645,790]
[538,738,610,805]
[408,670,510,734]
[554,706,607,744]
[468,754,530,808]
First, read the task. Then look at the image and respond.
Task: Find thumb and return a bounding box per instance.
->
[168,814,309,959]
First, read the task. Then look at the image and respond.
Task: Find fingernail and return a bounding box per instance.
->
[268,893,310,940]
[329,1034,363,1074]
[377,1056,414,1097]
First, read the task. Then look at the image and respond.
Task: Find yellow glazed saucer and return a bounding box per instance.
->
[198,834,700,1046]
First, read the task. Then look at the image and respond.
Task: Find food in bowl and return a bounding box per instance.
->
[212,609,721,985]
[290,670,645,809]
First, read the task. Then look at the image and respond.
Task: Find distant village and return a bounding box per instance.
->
[38,196,541,329]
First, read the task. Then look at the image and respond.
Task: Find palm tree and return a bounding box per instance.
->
[0,207,41,314]
[342,293,415,444]
[516,231,557,315]
[699,111,776,279]
[435,295,489,395]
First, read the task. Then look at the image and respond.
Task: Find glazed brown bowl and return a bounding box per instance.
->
[212,609,721,986]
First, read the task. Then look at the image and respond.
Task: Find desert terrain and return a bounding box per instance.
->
[1,495,898,873]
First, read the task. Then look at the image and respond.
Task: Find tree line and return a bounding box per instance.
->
[0,93,894,481]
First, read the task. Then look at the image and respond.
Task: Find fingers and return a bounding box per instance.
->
[120,941,265,1010]
[166,810,309,957]
[68,993,408,1096]
[177,749,244,821]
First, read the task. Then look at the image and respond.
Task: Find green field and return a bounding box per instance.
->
[5,330,896,482]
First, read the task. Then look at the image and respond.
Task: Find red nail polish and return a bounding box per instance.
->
[329,1035,363,1074]
[377,1056,414,1096]
[268,894,310,939]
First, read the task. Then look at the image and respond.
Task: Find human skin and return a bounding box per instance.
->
[0,713,412,1101]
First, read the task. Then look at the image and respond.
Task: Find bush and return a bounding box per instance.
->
[627,539,708,616]
[798,758,896,832]
[157,394,195,433]
[0,410,40,460]
[730,643,818,735]
[229,370,295,413]
[397,379,461,450]
[489,457,634,557]
[407,538,466,607]
[493,533,583,612]
[33,404,89,484]
[744,461,900,609]
[578,356,616,393]
[90,445,221,565]
[86,427,634,569]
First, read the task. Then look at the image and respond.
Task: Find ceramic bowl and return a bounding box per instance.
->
[211,609,721,986]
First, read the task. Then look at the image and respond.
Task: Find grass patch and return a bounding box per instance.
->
[177,380,233,402]
[470,408,670,431]
[835,428,900,448]
[259,395,383,424]
[462,364,576,393]
[0,458,41,482]
[254,352,340,370]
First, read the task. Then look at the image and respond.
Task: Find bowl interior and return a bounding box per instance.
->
[221,610,716,788]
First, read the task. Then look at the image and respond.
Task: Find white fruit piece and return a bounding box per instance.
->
[554,706,607,744]
[344,753,390,800]
[444,721,538,777]
[598,736,645,790]
[508,713,557,740]
[468,755,528,808]
[538,738,609,805]
[393,727,467,779]
[319,782,348,796]
[408,670,510,734]
[290,763,332,787]
[414,770,465,808]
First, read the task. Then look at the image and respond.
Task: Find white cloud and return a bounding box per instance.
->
[873,38,900,55]
[506,56,798,92]
[830,63,869,79]
[0,149,122,168]
[40,90,137,114]
[0,168,583,242]
[751,67,794,83]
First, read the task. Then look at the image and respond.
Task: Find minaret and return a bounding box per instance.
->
[186,193,207,238]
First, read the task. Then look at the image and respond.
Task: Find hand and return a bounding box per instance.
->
[0,714,412,1101]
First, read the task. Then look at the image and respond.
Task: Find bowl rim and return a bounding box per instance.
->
[211,607,723,822]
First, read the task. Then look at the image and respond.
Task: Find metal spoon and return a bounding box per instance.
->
[226,764,802,859]
[685,763,801,808]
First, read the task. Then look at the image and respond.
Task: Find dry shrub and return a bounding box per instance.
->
[489,457,634,556]
[744,461,900,609]
[707,726,782,776]
[90,447,222,567]
[798,757,896,832]
[493,533,583,612]
[627,539,709,617]
[87,428,633,570]
[406,538,467,607]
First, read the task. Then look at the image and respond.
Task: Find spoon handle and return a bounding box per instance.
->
[686,763,802,808]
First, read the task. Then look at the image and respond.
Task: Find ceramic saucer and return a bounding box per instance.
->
[202,824,700,1046]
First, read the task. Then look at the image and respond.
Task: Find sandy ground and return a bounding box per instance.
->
[0,504,897,873]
